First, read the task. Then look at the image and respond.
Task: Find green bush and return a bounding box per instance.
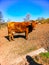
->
[40,52,49,58]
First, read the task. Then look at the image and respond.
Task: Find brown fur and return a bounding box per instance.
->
[7,21,37,41]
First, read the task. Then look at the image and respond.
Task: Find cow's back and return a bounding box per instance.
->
[14,22,31,32]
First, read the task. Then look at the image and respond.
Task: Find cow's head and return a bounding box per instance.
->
[31,21,38,29]
[28,21,38,33]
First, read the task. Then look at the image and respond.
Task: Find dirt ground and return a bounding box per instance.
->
[0,23,49,65]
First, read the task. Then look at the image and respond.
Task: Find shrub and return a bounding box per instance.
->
[40,52,49,58]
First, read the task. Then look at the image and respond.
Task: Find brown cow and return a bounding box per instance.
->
[7,21,37,41]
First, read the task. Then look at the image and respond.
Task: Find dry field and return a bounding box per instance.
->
[0,23,49,65]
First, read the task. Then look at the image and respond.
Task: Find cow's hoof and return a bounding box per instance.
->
[12,39,14,41]
[9,40,11,41]
[9,39,12,41]
[26,38,28,40]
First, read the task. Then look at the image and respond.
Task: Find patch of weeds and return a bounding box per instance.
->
[40,52,49,58]
[34,56,39,61]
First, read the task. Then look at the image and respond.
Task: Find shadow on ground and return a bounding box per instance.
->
[5,36,9,40]
[5,35,26,41]
[25,55,42,65]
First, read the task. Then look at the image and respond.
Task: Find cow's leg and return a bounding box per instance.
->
[25,28,28,40]
[8,34,12,41]
[11,33,14,41]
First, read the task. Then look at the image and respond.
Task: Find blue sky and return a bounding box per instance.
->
[0,0,49,22]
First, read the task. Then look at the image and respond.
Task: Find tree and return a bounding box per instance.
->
[0,11,5,29]
[0,11,3,23]
[36,17,45,23]
[24,14,31,22]
[45,18,49,23]
[26,14,30,21]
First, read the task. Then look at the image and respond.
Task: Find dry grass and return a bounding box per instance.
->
[33,52,49,65]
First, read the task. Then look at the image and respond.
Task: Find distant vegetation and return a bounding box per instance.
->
[36,17,49,24]
[0,23,7,29]
[0,11,7,29]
